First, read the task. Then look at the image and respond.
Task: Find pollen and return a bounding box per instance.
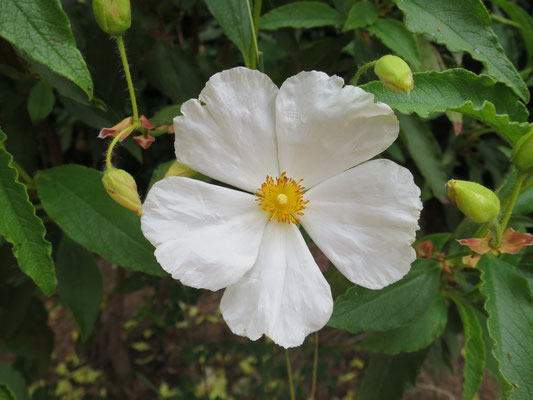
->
[256,172,309,224]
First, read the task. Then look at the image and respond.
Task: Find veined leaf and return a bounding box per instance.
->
[0,128,55,296]
[260,2,344,30]
[394,0,529,102]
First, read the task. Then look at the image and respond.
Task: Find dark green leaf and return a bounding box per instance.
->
[415,233,452,252]
[260,2,344,30]
[36,165,165,277]
[328,260,441,333]
[56,236,103,341]
[0,385,15,400]
[0,129,55,296]
[0,363,29,400]
[149,104,182,127]
[27,80,55,124]
[0,0,93,100]
[343,2,378,31]
[515,186,533,215]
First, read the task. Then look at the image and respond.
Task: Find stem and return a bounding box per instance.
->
[12,160,35,189]
[285,349,296,400]
[105,124,139,170]
[246,0,261,70]
[309,332,318,400]
[116,35,139,123]
[353,60,377,86]
[491,13,521,28]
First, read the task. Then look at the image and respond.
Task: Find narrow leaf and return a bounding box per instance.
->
[260,2,344,30]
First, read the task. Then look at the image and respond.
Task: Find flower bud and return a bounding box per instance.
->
[374,55,414,94]
[93,0,131,36]
[102,168,143,215]
[164,161,196,179]
[447,180,500,223]
[511,129,533,173]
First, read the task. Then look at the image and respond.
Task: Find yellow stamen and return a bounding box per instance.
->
[256,172,309,224]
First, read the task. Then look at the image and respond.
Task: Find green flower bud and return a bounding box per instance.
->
[93,0,131,36]
[374,55,414,94]
[447,180,500,223]
[102,168,142,215]
[511,129,533,173]
[164,161,197,179]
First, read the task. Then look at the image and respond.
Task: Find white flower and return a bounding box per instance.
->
[141,67,422,348]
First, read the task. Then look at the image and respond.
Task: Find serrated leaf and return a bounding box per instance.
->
[360,294,447,355]
[0,0,93,100]
[0,129,55,296]
[260,2,344,30]
[328,260,441,333]
[363,69,532,145]
[36,165,165,277]
[394,0,529,102]
[27,80,55,124]
[367,18,421,71]
[479,254,533,399]
[0,364,28,400]
[343,2,378,31]
[56,236,103,341]
[455,301,486,400]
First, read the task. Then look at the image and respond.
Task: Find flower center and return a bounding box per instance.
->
[256,172,309,224]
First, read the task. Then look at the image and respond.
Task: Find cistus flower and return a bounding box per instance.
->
[374,55,414,94]
[141,67,422,348]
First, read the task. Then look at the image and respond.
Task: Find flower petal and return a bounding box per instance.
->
[300,159,422,289]
[275,71,398,188]
[141,177,269,291]
[174,67,279,193]
[220,222,333,348]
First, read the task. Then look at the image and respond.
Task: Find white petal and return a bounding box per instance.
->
[220,222,333,348]
[174,67,279,193]
[141,177,269,291]
[275,71,398,188]
[300,159,422,289]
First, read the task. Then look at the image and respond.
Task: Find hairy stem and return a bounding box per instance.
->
[116,35,139,123]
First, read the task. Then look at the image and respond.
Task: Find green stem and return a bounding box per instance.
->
[491,13,521,28]
[353,60,377,86]
[12,160,35,189]
[116,35,139,123]
[105,124,139,170]
[309,332,318,400]
[246,0,261,70]
[285,349,296,400]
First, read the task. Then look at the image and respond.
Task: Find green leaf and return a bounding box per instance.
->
[367,18,421,71]
[394,0,529,102]
[0,0,93,100]
[414,233,451,252]
[455,301,486,400]
[0,363,29,400]
[398,114,448,200]
[342,2,378,31]
[360,294,447,354]
[0,129,55,296]
[260,2,344,30]
[515,186,533,215]
[479,254,533,399]
[328,260,441,333]
[149,104,182,127]
[357,350,427,400]
[36,165,165,277]
[0,385,16,400]
[56,236,103,341]
[27,80,55,125]
[363,69,532,145]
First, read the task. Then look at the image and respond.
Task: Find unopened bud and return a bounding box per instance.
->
[164,161,196,179]
[374,55,414,94]
[512,130,533,173]
[93,0,131,36]
[102,168,143,215]
[447,180,500,223]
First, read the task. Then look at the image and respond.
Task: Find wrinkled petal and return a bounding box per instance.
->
[141,177,269,291]
[174,67,279,193]
[300,159,422,289]
[275,71,398,188]
[220,222,333,348]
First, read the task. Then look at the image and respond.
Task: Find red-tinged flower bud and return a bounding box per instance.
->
[447,180,500,223]
[102,168,143,215]
[511,129,533,173]
[93,0,131,36]
[374,55,414,94]
[164,161,197,179]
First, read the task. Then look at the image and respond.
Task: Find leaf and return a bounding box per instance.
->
[398,114,448,200]
[367,18,421,71]
[357,350,428,400]
[149,104,182,127]
[0,0,93,100]
[515,186,533,215]
[455,301,486,400]
[0,385,15,400]
[56,236,103,341]
[260,2,344,30]
[394,0,529,102]
[328,260,441,333]
[363,69,532,145]
[0,363,29,400]
[360,294,447,355]
[36,165,165,277]
[479,254,533,399]
[0,129,55,296]
[342,2,378,31]
[27,80,55,124]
